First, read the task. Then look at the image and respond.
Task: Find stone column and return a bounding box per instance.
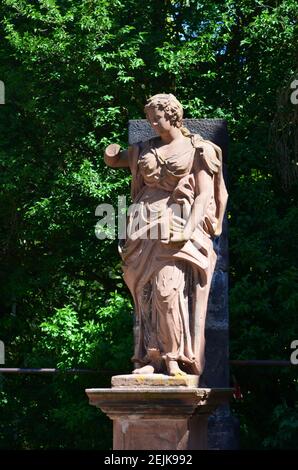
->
[86,375,232,450]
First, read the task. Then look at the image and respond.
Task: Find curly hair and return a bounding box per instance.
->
[144,93,191,137]
[144,93,184,126]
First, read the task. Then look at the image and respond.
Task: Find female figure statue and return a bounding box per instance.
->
[104,94,228,377]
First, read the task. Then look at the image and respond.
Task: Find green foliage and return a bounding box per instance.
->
[0,0,297,449]
[263,402,298,449]
[0,292,132,449]
[30,293,133,371]
[0,373,113,449]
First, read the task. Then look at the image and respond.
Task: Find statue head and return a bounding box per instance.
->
[144,93,184,128]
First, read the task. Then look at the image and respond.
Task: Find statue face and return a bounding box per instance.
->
[146,106,172,136]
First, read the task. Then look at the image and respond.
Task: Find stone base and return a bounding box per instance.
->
[113,415,208,450]
[86,375,232,450]
[111,373,200,388]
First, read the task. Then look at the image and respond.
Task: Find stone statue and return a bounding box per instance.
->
[104,94,228,378]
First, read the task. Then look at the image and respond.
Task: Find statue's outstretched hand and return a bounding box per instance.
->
[104,144,129,168]
[104,143,121,159]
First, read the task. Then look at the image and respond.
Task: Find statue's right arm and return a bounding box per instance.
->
[104,143,130,168]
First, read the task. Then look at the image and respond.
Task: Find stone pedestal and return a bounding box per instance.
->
[86,375,232,450]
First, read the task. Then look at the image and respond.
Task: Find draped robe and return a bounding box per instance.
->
[119,134,228,375]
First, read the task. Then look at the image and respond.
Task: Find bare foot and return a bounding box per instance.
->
[132,364,155,374]
[166,359,187,376]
